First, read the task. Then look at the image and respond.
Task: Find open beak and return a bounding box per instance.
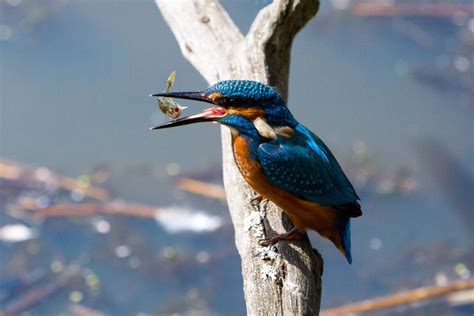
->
[149,91,227,130]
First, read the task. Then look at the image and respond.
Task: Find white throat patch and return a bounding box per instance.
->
[253,117,277,140]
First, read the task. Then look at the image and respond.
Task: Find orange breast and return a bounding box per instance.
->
[232,135,342,246]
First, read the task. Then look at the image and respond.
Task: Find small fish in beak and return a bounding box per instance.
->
[150,73,228,130]
[155,71,188,120]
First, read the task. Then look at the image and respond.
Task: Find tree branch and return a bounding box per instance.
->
[154,1,322,314]
[155,0,243,83]
[247,0,320,99]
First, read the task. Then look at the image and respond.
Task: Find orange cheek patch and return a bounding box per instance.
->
[207,92,223,102]
[227,107,265,120]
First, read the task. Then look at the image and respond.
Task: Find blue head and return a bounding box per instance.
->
[151,80,297,136]
[205,80,284,108]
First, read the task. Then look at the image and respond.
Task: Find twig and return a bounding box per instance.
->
[0,265,81,316]
[321,278,474,316]
[176,177,226,202]
[25,201,158,218]
[0,159,110,201]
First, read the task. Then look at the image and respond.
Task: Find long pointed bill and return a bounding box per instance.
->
[149,91,227,130]
[150,91,213,104]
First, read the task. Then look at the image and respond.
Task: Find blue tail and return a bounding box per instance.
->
[338,217,353,264]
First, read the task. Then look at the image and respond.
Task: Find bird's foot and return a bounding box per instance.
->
[250,195,268,208]
[258,227,304,246]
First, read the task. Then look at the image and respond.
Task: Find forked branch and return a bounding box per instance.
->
[247,0,320,98]
[155,0,243,83]
[154,1,322,314]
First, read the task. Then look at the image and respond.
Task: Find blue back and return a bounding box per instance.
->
[256,124,359,209]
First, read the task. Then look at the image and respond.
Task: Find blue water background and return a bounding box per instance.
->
[1,0,473,314]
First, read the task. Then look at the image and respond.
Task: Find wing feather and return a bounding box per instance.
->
[257,124,361,217]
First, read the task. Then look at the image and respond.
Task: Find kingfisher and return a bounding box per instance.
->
[151,80,362,263]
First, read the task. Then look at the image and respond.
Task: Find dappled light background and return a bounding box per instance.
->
[1,0,473,314]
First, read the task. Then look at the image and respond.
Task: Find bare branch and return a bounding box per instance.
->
[321,278,474,316]
[155,0,244,83]
[0,159,110,201]
[176,177,227,202]
[249,0,320,43]
[154,0,323,314]
[247,0,320,99]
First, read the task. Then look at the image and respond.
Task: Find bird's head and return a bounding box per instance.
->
[151,80,297,138]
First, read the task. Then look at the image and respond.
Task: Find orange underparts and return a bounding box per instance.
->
[232,134,346,256]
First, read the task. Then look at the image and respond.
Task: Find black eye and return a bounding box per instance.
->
[227,98,237,104]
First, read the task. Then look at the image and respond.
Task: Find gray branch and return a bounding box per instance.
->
[155,0,243,83]
[247,0,320,99]
[155,0,323,314]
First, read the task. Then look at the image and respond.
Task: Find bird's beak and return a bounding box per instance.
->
[151,91,213,104]
[149,91,227,130]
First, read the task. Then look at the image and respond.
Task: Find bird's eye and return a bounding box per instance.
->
[217,97,239,107]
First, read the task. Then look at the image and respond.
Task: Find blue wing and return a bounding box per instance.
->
[257,124,361,217]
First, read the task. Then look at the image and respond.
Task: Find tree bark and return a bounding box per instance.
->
[155,1,323,314]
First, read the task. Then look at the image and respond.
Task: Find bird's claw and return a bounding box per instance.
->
[250,195,267,208]
[258,237,278,246]
[258,228,304,246]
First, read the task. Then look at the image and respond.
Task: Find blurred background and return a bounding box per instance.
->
[0,0,473,315]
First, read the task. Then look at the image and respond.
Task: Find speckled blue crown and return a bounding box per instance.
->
[206,80,284,106]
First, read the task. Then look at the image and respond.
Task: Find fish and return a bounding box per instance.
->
[156,71,187,120]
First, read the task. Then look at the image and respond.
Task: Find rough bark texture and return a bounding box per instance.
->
[155,1,323,314]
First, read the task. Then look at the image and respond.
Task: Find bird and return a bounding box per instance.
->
[151,80,362,263]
